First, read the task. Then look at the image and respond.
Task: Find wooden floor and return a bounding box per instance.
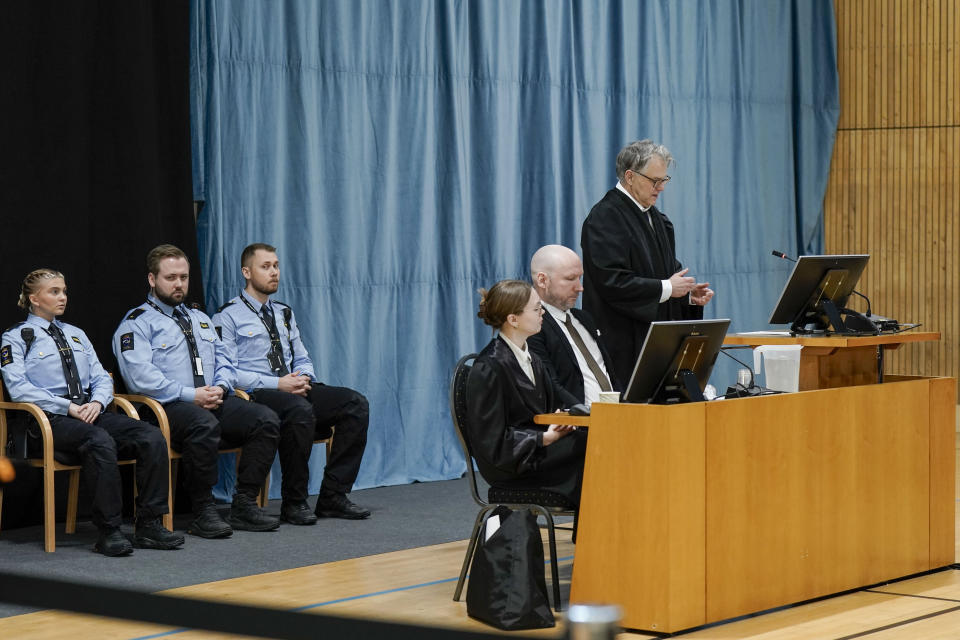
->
[2,407,959,639]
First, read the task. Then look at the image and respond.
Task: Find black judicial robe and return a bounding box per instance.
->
[465,336,587,507]
[526,308,621,405]
[580,188,703,385]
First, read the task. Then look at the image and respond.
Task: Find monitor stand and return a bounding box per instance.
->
[650,336,709,404]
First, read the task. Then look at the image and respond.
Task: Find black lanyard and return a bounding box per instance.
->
[239,293,293,375]
[43,323,86,403]
[146,300,206,386]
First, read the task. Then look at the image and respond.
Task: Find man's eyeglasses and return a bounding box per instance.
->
[629,169,671,189]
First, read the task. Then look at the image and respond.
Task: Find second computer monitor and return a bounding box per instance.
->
[769,254,870,334]
[624,318,731,404]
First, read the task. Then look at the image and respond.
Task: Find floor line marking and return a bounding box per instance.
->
[831,604,960,639]
[863,589,960,604]
[129,554,576,640]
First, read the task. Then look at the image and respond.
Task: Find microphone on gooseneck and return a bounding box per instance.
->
[718,346,756,390]
[771,250,797,262]
[848,289,873,317]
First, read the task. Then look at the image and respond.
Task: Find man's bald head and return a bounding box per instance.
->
[530,245,584,312]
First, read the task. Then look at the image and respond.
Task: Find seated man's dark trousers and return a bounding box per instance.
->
[251,384,368,504]
[162,395,280,506]
[47,412,169,529]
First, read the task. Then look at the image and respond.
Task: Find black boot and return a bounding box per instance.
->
[134,517,185,549]
[280,500,318,525]
[95,528,133,557]
[230,493,279,531]
[315,492,371,520]
[188,502,233,539]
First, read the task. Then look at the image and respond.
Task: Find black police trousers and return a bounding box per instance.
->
[251,384,368,502]
[163,396,280,506]
[48,411,169,530]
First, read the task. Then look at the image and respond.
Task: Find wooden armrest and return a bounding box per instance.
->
[533,412,591,427]
[234,389,250,401]
[0,400,57,466]
[110,396,140,419]
[115,394,172,443]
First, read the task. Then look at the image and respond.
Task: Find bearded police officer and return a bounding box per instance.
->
[113,244,281,539]
[2,268,182,556]
[212,243,370,523]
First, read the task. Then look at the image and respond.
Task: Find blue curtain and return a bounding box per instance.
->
[190,0,839,496]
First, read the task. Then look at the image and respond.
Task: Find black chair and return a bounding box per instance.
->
[449,353,574,612]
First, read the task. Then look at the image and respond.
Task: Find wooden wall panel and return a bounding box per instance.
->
[827,1,959,390]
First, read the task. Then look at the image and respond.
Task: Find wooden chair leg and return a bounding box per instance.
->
[169,458,179,517]
[65,469,80,534]
[163,455,174,531]
[259,473,270,509]
[0,486,4,533]
[43,465,56,552]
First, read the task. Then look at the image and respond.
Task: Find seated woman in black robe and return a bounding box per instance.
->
[465,279,587,509]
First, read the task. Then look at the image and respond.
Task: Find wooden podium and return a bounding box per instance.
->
[723,331,940,390]
[565,376,956,633]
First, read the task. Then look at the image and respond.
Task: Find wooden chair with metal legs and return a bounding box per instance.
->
[448,353,575,612]
[0,380,151,551]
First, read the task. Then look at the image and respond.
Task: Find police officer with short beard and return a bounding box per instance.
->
[213,243,370,524]
[113,244,281,539]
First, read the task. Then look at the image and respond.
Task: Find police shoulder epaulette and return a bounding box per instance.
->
[217,300,236,313]
[189,302,203,310]
[4,321,25,333]
[273,300,290,308]
[126,308,147,320]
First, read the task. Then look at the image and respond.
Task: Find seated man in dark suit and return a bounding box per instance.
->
[527,245,620,406]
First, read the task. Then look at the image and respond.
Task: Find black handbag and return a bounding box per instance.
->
[466,505,556,630]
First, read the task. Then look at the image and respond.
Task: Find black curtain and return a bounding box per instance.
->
[0,1,197,528]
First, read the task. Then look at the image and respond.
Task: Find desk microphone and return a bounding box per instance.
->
[771,249,796,262]
[718,346,758,395]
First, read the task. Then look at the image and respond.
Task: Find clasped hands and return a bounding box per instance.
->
[669,268,714,306]
[277,372,312,397]
[193,385,226,410]
[67,400,104,423]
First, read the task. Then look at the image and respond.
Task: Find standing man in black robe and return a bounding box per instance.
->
[581,139,715,385]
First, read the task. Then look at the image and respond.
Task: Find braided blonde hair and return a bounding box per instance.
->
[17,268,64,311]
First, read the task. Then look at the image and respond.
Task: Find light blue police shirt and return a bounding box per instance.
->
[112,294,237,404]
[1,314,113,415]
[212,290,316,393]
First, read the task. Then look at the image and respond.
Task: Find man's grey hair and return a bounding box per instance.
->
[615,139,674,181]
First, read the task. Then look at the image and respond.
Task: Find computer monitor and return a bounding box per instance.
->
[624,319,731,404]
[769,254,871,335]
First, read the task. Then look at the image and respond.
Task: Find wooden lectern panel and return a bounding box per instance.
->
[571,377,954,633]
[705,382,932,621]
[572,402,707,632]
[928,376,957,567]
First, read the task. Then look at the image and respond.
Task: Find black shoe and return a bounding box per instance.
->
[280,500,318,526]
[229,493,280,531]
[94,528,133,557]
[188,503,233,539]
[134,517,185,550]
[315,493,371,520]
